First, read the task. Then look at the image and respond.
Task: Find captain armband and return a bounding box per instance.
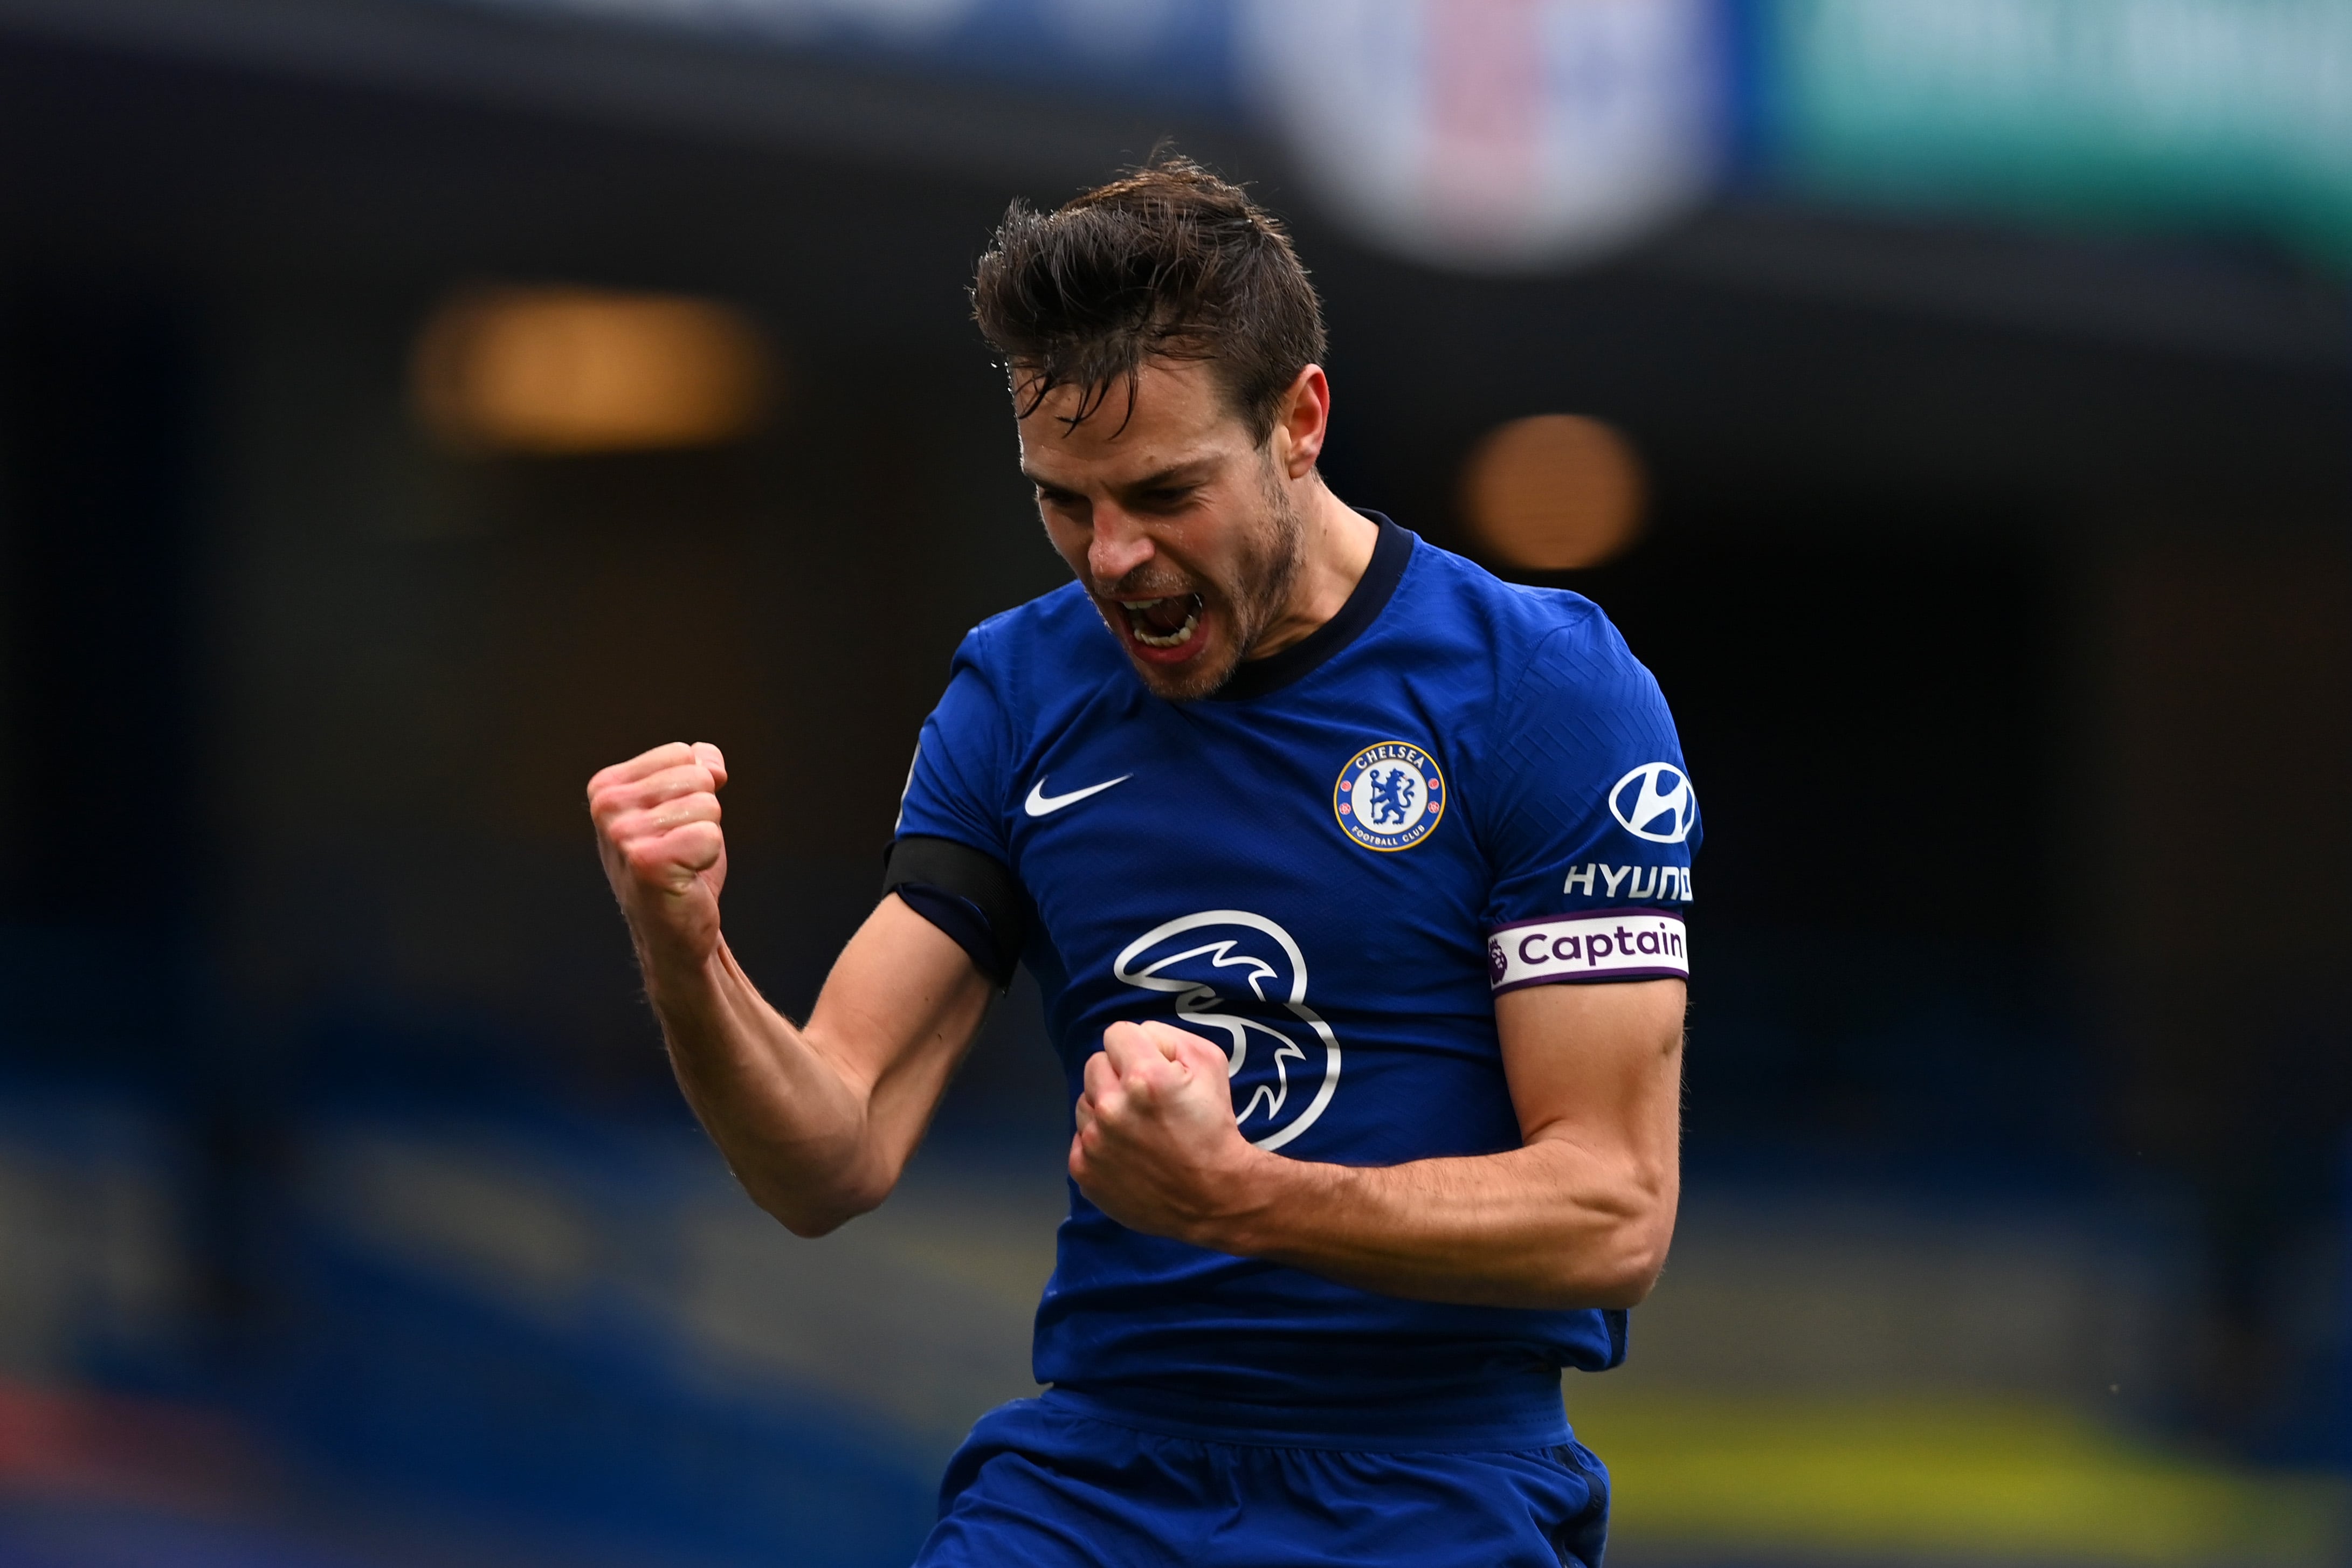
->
[881,834,1026,990]
[1487,908,1689,994]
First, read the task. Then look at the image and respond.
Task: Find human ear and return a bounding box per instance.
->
[1272,365,1329,480]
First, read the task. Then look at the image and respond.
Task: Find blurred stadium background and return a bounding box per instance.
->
[0,1,2347,1563]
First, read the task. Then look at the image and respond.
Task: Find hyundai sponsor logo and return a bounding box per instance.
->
[1608,762,1695,844]
[1564,862,1692,901]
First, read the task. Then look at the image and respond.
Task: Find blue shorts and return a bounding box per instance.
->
[915,1392,1611,1567]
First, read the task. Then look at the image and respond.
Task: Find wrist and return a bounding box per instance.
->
[1192,1144,1306,1256]
[638,932,730,1015]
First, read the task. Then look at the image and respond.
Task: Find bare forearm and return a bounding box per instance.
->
[1071,987,1684,1311]
[639,897,991,1235]
[1205,1139,1676,1310]
[643,939,885,1234]
[592,747,988,1235]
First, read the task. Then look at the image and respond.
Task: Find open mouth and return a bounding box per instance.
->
[1118,592,1203,650]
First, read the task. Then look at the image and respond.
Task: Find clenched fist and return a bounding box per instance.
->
[588,741,730,974]
[1071,1020,1268,1248]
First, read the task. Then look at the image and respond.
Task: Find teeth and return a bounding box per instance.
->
[1115,591,1202,650]
[1133,609,1199,648]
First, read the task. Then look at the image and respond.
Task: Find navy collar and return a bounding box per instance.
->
[1211,512,1413,703]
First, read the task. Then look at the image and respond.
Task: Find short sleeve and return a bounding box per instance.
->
[894,637,1015,863]
[1480,619,1700,993]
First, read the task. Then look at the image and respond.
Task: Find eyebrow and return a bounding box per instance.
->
[1022,460,1217,495]
[1127,461,1216,491]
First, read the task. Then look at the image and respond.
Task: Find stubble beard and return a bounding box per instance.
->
[1131,461,1306,703]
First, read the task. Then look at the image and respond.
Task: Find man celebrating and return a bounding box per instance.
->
[589,158,1696,1567]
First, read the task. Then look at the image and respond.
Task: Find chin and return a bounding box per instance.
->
[1125,636,1245,701]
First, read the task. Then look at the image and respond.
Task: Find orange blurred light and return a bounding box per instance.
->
[412,286,770,454]
[1459,413,1646,571]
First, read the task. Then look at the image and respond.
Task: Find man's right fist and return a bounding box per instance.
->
[588,741,729,970]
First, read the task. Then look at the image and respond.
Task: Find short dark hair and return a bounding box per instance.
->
[971,154,1327,443]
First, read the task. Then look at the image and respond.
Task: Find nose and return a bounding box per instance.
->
[1087,506,1156,589]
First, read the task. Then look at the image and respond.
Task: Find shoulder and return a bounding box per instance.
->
[953,581,1113,675]
[1391,537,1649,701]
[944,580,1123,723]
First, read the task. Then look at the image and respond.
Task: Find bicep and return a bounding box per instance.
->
[1494,978,1685,1156]
[804,894,995,1144]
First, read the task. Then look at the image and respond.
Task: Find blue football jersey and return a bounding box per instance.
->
[893,516,1699,1442]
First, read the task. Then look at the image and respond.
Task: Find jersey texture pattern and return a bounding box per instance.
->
[892,516,1698,1445]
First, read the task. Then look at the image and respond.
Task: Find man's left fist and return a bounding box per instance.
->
[1071,1020,1265,1248]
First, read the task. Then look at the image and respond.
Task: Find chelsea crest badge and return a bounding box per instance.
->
[1334,741,1445,852]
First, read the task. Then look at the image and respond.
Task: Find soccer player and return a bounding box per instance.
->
[588,158,1697,1567]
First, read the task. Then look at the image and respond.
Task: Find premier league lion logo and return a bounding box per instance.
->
[1112,910,1341,1152]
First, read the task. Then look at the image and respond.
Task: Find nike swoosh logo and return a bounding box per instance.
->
[1024,775,1132,818]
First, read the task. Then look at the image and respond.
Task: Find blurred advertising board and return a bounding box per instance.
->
[419,0,2352,266]
[1764,0,2352,265]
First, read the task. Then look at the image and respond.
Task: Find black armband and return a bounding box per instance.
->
[881,835,1025,990]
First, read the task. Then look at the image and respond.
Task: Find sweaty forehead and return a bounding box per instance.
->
[1016,358,1248,470]
[1020,425,1223,494]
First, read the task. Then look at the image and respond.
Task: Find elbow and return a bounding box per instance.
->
[1549,1205,1675,1310]
[1580,1163,1679,1308]
[780,1212,852,1240]
[1580,1235,1670,1310]
[717,1113,902,1238]
[772,1201,851,1239]
[763,1186,882,1239]
[743,1166,893,1239]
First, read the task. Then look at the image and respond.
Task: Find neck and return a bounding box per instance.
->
[1246,477,1378,661]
